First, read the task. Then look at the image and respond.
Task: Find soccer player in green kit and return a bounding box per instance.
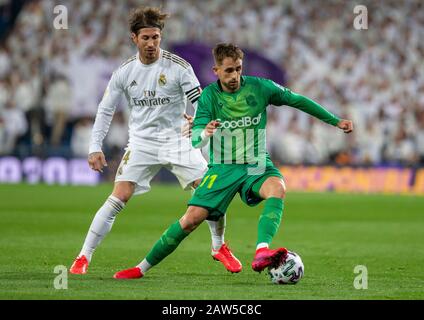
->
[113,43,353,279]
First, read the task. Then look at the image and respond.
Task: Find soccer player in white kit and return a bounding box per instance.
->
[70,7,242,275]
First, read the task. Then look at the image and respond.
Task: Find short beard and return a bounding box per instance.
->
[223,81,239,92]
[141,49,159,63]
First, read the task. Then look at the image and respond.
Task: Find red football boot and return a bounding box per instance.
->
[251,247,288,272]
[212,243,242,273]
[113,267,144,279]
[70,255,89,274]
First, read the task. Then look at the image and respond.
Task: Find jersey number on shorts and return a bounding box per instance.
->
[199,174,218,189]
[122,150,131,165]
[117,150,131,176]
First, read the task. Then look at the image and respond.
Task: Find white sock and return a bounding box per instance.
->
[137,259,152,274]
[207,215,226,252]
[79,195,125,262]
[256,242,269,250]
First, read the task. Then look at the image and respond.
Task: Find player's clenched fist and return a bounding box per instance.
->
[337,119,353,133]
[203,120,221,137]
[88,152,108,173]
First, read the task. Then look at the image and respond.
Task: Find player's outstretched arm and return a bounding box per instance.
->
[88,151,108,173]
[283,91,341,126]
[287,92,354,132]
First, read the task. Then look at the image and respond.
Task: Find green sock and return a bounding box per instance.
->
[146,220,189,266]
[257,197,284,246]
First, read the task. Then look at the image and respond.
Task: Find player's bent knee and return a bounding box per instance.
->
[180,219,196,233]
[112,182,135,203]
[180,206,208,233]
[262,177,286,199]
[279,188,286,199]
[111,191,132,203]
[180,216,201,233]
[274,181,286,199]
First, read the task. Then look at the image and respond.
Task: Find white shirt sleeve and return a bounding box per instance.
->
[180,66,201,110]
[89,70,123,154]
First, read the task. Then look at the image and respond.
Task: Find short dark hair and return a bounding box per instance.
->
[213,43,244,65]
[128,6,169,34]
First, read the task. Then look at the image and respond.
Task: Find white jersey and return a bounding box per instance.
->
[89,49,201,154]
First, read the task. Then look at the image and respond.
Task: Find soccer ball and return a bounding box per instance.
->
[268,251,304,285]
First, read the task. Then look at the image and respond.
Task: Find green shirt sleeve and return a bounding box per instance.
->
[263,79,341,126]
[192,89,213,148]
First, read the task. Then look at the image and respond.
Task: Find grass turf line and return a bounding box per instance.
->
[0,183,423,299]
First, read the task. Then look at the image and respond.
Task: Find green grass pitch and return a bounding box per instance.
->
[0,183,423,300]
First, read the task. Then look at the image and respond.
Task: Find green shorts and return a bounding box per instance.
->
[188,156,283,221]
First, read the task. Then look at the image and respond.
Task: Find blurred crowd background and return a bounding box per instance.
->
[0,0,423,169]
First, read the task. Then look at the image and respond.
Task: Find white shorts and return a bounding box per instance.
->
[115,142,208,195]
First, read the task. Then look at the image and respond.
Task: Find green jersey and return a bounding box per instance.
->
[192,76,340,165]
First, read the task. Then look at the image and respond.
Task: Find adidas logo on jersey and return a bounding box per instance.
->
[129,80,137,87]
[217,114,262,129]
